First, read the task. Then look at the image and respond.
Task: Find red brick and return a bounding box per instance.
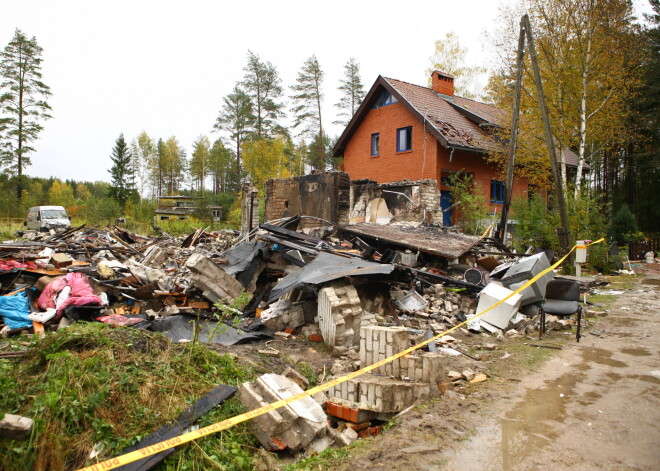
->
[343,103,541,224]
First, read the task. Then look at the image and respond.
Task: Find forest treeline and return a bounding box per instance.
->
[0,0,657,235]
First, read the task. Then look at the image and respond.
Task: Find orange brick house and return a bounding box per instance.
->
[333,70,582,226]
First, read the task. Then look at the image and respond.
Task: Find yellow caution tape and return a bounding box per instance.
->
[79,238,604,471]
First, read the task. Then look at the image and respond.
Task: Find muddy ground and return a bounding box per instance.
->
[319,266,659,471]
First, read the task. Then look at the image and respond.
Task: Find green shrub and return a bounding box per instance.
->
[512,191,608,255]
[608,204,640,245]
[446,173,489,234]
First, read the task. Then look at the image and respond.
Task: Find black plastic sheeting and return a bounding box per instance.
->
[115,384,237,471]
[269,252,394,302]
[150,314,272,345]
[222,241,270,289]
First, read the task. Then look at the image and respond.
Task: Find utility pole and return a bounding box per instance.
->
[498,14,572,254]
[497,17,526,243]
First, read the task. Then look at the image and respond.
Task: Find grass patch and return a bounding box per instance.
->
[587,294,617,306]
[503,341,556,370]
[283,439,370,471]
[0,220,24,240]
[0,323,258,471]
[296,362,318,387]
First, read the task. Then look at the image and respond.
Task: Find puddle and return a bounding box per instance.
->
[642,278,660,285]
[500,372,579,470]
[605,372,623,383]
[607,317,636,327]
[610,332,635,338]
[577,390,602,406]
[619,347,651,357]
[581,348,628,367]
[628,374,660,385]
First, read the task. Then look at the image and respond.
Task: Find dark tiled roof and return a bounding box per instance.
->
[333,75,587,169]
[561,146,585,168]
[383,77,501,153]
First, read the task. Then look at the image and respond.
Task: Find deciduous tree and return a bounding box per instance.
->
[130,131,156,197]
[208,139,237,193]
[242,138,290,187]
[291,55,325,170]
[487,0,642,200]
[427,32,486,99]
[161,137,186,195]
[0,29,52,196]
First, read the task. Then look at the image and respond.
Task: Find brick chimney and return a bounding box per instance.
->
[431,70,455,96]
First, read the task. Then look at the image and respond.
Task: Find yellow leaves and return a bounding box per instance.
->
[47,179,75,210]
[241,138,291,187]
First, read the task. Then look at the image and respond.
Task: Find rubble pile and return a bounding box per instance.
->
[0,209,597,457]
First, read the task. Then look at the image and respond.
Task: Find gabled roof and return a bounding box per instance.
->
[332,76,588,169]
[333,75,503,157]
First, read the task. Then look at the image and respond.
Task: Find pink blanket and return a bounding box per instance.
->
[38,272,102,319]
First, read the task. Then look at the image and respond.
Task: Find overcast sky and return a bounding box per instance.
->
[2,0,653,183]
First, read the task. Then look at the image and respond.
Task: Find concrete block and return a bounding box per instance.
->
[186,253,244,303]
[261,299,305,332]
[318,282,364,347]
[282,366,309,390]
[238,374,329,451]
[0,414,33,440]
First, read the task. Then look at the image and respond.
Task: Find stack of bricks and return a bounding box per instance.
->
[417,180,443,225]
[359,325,445,382]
[317,282,364,347]
[326,325,446,413]
[326,374,431,413]
[185,253,244,304]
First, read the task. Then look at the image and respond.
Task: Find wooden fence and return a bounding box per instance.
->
[629,239,660,260]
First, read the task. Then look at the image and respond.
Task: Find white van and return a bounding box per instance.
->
[26,206,71,232]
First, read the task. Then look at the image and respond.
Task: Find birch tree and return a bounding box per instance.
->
[130,131,156,197]
[427,32,486,99]
[487,0,641,196]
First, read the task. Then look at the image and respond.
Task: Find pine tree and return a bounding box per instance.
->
[190,135,210,193]
[208,139,237,193]
[214,83,253,172]
[291,55,325,170]
[0,29,52,197]
[334,58,365,126]
[108,133,136,208]
[242,51,284,140]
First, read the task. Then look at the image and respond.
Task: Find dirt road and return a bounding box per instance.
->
[448,271,660,471]
[335,269,659,471]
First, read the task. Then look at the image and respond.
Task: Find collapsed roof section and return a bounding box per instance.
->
[342,223,482,260]
[259,172,483,260]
